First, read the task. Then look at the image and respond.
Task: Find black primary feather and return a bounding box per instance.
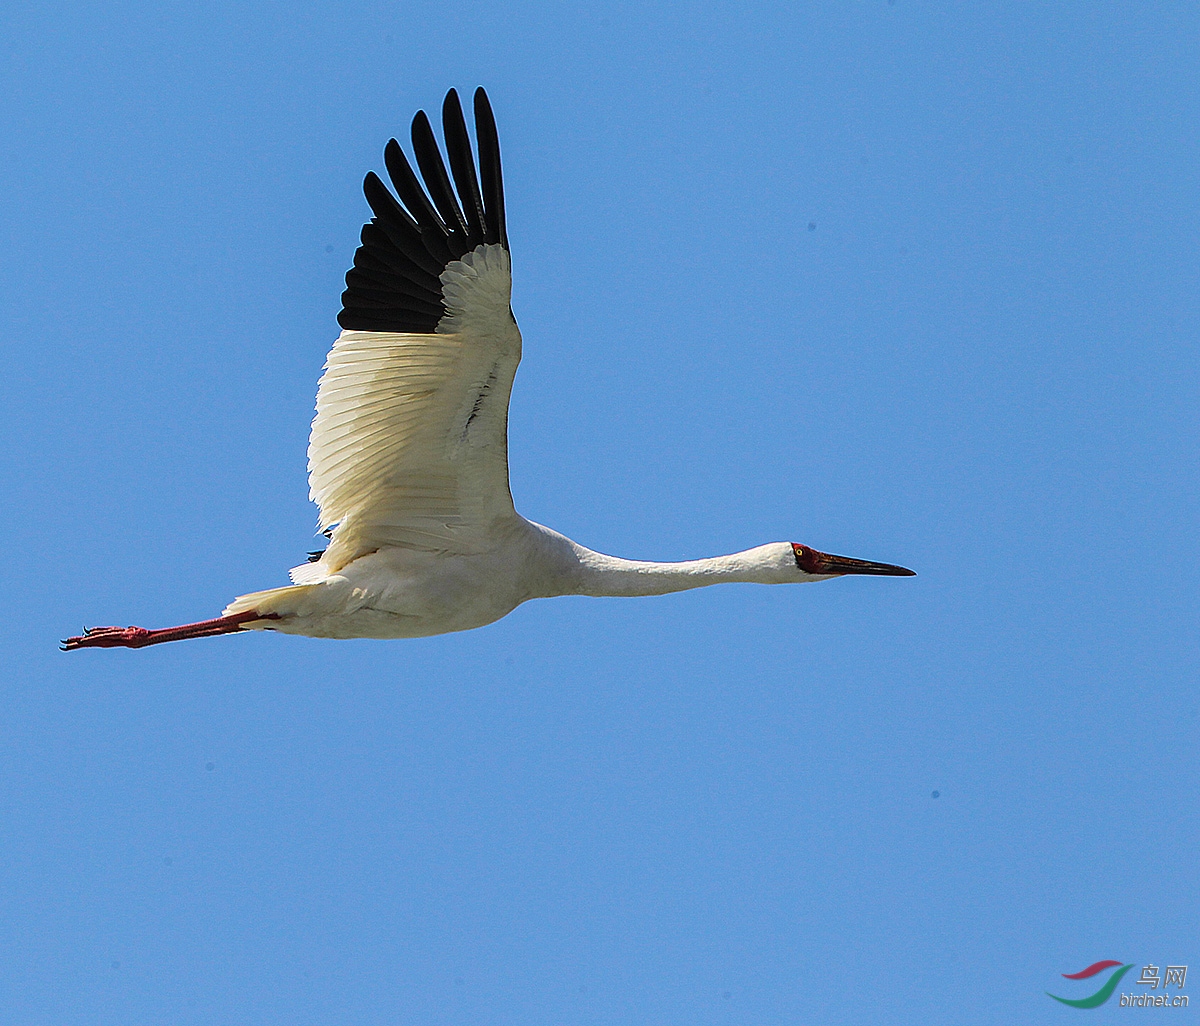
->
[473,88,507,248]
[410,110,470,242]
[338,87,509,334]
[441,89,487,246]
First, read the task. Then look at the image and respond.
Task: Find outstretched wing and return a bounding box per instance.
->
[305,88,521,574]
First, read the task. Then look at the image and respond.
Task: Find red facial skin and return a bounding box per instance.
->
[792,543,828,574]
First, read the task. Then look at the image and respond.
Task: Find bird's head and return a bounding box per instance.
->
[789,542,915,581]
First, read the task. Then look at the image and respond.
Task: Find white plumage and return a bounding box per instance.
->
[307,244,519,566]
[63,89,912,652]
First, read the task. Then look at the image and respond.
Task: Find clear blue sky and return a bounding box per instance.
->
[3,2,1197,1023]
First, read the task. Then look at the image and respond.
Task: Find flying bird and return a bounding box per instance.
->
[63,88,913,651]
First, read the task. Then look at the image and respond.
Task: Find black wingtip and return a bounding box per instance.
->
[411,108,468,239]
[473,87,494,121]
[339,87,510,332]
[441,88,487,246]
[472,87,507,249]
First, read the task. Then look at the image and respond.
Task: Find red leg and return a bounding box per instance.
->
[61,610,279,651]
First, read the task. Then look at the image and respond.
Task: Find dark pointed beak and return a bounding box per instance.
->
[819,552,916,576]
[794,543,915,576]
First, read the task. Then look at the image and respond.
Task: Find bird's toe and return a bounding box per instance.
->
[61,625,147,650]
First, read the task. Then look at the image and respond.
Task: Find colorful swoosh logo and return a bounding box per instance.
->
[1047,961,1135,1008]
[1062,960,1124,980]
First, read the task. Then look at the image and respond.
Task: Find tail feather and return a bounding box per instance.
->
[223,583,323,621]
[288,560,329,585]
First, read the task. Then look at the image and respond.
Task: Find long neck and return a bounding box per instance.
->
[570,543,788,598]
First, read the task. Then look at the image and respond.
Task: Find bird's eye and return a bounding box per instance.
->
[791,543,823,574]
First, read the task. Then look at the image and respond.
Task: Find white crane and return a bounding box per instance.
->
[63,88,913,651]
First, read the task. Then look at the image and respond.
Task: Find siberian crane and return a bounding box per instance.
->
[63,88,913,651]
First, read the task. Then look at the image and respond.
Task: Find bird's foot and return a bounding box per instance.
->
[62,625,153,650]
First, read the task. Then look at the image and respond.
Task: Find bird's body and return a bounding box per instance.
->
[230,526,824,641]
[240,519,575,641]
[64,88,912,652]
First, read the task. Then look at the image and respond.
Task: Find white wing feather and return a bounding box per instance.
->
[304,244,520,572]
